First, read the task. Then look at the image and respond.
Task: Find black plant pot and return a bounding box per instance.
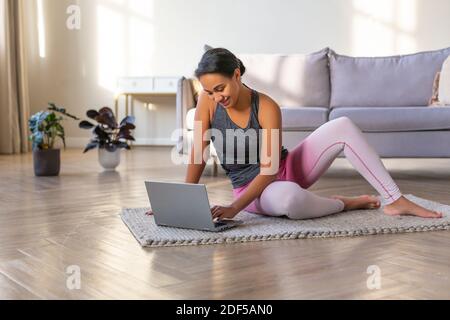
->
[33,149,61,177]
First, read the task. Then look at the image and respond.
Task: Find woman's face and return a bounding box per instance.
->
[199,69,241,109]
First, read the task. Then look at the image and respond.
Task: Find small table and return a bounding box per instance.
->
[114,76,179,118]
[114,92,176,118]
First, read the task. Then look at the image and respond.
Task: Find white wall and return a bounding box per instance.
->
[24,0,450,147]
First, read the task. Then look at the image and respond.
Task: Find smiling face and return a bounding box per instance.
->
[198,69,241,109]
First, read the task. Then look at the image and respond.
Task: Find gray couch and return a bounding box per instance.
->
[176,47,450,173]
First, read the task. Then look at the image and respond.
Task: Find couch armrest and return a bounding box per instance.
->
[176,77,196,153]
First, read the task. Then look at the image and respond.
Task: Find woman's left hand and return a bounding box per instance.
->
[211,205,239,220]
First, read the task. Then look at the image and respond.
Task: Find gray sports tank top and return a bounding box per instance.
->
[210,84,289,188]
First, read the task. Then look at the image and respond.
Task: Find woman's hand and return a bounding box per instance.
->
[211,205,239,220]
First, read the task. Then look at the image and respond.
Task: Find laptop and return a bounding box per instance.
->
[145,181,243,232]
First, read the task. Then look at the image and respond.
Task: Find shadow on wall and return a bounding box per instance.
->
[28,0,157,106]
[26,0,159,141]
[351,0,418,56]
[95,0,155,93]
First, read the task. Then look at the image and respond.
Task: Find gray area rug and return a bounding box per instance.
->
[120,194,450,247]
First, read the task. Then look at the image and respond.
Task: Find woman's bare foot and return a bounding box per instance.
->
[383,196,443,218]
[331,194,381,211]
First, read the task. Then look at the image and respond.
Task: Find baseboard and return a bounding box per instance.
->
[65,138,90,148]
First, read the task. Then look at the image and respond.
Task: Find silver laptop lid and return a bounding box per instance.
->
[145,181,215,230]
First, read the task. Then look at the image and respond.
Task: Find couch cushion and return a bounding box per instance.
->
[238,48,331,108]
[329,106,450,132]
[329,47,450,108]
[281,107,329,131]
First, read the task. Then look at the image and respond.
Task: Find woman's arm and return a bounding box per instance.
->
[184,91,214,184]
[211,94,283,219]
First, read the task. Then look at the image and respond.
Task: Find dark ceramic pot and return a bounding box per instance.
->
[33,149,61,176]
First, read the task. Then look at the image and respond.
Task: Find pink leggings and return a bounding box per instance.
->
[232,117,403,219]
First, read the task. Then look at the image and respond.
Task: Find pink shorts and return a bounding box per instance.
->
[232,156,289,213]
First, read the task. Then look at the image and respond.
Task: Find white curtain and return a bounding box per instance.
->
[0,0,30,154]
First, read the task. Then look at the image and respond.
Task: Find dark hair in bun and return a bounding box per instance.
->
[195,47,246,79]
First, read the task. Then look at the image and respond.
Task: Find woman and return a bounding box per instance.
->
[158,48,444,221]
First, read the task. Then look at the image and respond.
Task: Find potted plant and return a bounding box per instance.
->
[28,103,79,176]
[79,107,135,171]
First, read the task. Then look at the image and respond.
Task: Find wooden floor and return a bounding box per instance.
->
[1,147,450,299]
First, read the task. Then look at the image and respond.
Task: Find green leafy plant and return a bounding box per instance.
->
[28,103,80,150]
[79,107,136,153]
